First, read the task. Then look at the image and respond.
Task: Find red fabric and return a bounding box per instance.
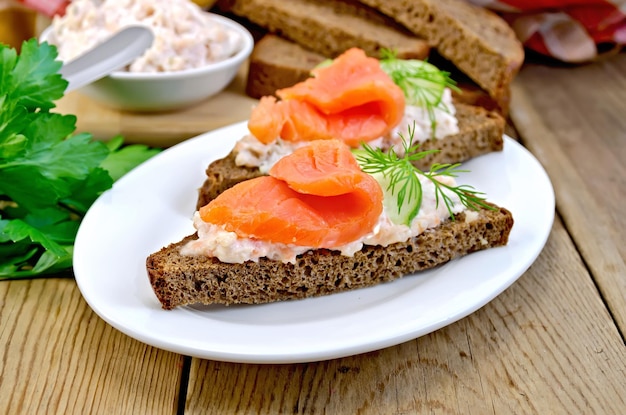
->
[467,0,626,61]
[16,0,68,17]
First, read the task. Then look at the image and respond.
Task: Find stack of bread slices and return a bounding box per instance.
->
[213,0,524,115]
[198,0,521,209]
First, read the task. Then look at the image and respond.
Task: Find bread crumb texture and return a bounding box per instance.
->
[147,206,513,309]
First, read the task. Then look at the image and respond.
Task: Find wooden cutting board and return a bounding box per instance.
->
[54,65,258,148]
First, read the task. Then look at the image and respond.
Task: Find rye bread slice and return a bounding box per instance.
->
[196,102,505,209]
[245,34,510,115]
[245,35,327,100]
[147,204,513,309]
[356,0,524,102]
[216,0,429,60]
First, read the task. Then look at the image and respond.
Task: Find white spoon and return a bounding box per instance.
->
[59,26,154,93]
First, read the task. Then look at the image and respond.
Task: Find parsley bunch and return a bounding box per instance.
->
[0,39,159,278]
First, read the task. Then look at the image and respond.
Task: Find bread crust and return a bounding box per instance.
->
[246,34,511,115]
[218,0,430,60]
[356,0,524,102]
[196,102,505,209]
[147,205,514,309]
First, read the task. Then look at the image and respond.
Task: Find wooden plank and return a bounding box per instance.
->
[509,54,626,333]
[184,218,626,414]
[0,278,183,415]
[54,64,258,148]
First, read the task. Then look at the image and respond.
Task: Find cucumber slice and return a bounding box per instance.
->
[353,147,423,226]
[379,59,447,107]
[370,170,422,226]
[312,58,334,72]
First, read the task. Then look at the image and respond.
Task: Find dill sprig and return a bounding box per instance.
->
[379,49,460,135]
[355,124,495,223]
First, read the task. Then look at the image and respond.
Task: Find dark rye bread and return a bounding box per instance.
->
[216,0,430,60]
[196,102,505,209]
[356,0,524,102]
[197,150,262,209]
[246,34,510,115]
[245,35,327,100]
[147,205,514,309]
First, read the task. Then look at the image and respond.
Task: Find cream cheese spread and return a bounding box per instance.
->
[234,88,459,172]
[234,135,309,174]
[180,173,466,264]
[383,88,459,152]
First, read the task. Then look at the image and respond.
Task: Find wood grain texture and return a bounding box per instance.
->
[184,218,626,415]
[0,278,182,415]
[4,39,626,415]
[509,54,626,334]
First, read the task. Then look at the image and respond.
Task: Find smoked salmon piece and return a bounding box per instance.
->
[269,139,365,196]
[199,140,383,248]
[247,48,405,148]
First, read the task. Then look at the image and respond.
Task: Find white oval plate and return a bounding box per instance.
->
[73,122,554,363]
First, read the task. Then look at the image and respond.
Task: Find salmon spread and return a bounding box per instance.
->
[50,0,243,73]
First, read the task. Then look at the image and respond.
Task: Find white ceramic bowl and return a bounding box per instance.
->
[40,14,253,112]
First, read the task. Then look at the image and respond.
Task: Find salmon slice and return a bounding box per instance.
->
[247,48,405,148]
[199,140,383,248]
[269,139,364,196]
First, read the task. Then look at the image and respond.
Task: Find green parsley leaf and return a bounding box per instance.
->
[11,39,66,111]
[0,39,159,279]
[101,136,160,181]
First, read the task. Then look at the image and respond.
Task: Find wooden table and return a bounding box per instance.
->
[1,52,625,415]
